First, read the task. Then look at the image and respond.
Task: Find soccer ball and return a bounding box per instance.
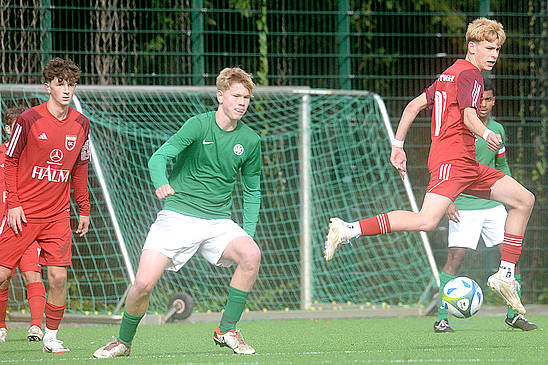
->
[441,276,483,318]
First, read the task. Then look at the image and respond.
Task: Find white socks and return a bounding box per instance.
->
[43,328,58,342]
[498,260,515,279]
[347,221,362,238]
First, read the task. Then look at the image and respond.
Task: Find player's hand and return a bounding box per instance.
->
[76,215,90,236]
[445,203,460,223]
[390,147,407,181]
[7,206,27,235]
[155,184,175,200]
[485,132,502,152]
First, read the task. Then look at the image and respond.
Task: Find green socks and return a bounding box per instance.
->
[507,273,521,318]
[437,272,457,322]
[219,286,249,333]
[118,312,144,346]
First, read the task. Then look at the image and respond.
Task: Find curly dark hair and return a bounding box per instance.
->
[43,57,81,83]
[3,105,27,127]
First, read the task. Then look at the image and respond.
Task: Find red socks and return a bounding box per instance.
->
[359,214,391,236]
[0,288,8,329]
[45,301,65,331]
[26,282,45,328]
[501,233,523,264]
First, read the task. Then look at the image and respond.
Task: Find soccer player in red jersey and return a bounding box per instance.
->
[325,18,534,315]
[0,106,46,343]
[0,58,91,353]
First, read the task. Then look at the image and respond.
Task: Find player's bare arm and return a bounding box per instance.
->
[155,184,175,200]
[463,107,502,151]
[76,215,90,236]
[7,206,26,235]
[390,92,429,180]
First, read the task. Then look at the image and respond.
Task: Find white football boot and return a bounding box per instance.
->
[43,338,70,353]
[487,272,525,315]
[93,338,131,358]
[0,328,6,342]
[324,217,353,261]
[213,326,255,354]
[27,325,43,342]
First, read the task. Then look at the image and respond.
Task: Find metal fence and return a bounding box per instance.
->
[1,0,546,302]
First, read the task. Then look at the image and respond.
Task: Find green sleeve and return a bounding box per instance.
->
[148,117,201,189]
[242,174,261,237]
[495,125,511,177]
[241,140,262,237]
[148,142,181,189]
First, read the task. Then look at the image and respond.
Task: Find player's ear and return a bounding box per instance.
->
[44,82,51,94]
[217,89,223,104]
[467,41,476,54]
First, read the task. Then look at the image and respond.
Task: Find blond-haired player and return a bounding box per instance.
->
[94,67,262,358]
[325,18,534,318]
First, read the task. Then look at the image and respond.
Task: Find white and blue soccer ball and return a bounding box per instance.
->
[441,276,483,318]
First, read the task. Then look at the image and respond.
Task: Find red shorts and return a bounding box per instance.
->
[9,241,41,277]
[427,162,505,201]
[0,218,72,269]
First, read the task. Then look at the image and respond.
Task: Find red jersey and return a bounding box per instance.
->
[0,142,7,215]
[5,102,91,222]
[425,59,484,168]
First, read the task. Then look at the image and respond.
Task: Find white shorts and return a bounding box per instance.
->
[142,210,249,271]
[448,205,507,250]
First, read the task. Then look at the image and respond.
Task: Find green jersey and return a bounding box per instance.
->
[148,111,262,235]
[455,118,511,210]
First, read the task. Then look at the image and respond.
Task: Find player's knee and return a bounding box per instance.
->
[132,278,156,297]
[240,246,261,273]
[522,190,535,211]
[21,271,41,285]
[48,273,67,289]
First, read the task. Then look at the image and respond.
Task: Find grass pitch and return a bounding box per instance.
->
[0,315,546,364]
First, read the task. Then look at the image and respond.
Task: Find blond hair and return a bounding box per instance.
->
[216,67,256,93]
[466,18,506,45]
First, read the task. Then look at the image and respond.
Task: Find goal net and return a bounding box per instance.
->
[0,85,437,314]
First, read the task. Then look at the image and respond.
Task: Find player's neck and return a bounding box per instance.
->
[464,53,483,71]
[46,99,70,120]
[215,110,238,131]
[479,115,489,125]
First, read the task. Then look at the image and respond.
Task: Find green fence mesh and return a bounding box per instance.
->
[1,85,434,313]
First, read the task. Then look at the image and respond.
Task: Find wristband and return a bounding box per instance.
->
[392,139,404,148]
[482,129,492,140]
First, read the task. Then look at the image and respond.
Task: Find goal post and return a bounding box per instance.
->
[0,84,439,315]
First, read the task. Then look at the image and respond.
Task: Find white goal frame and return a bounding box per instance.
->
[0,85,440,313]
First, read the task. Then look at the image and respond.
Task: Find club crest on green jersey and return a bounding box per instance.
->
[233,144,244,156]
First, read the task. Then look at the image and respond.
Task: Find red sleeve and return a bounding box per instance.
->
[71,162,90,216]
[5,157,21,209]
[6,115,31,159]
[457,69,483,110]
[424,80,437,109]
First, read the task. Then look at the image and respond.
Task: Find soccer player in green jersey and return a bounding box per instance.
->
[434,79,537,333]
[94,67,262,358]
